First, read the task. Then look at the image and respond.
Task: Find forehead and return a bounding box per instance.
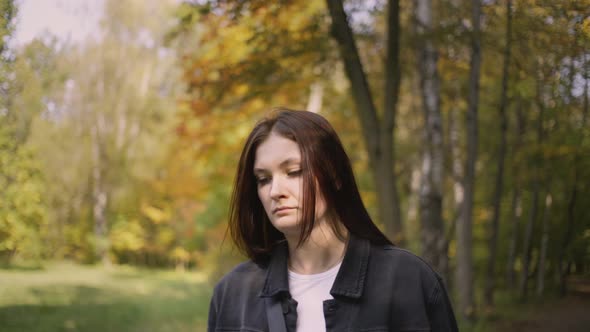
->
[254,132,301,169]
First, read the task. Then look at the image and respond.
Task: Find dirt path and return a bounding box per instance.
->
[493,295,590,332]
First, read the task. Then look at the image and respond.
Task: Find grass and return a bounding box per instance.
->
[455,286,590,332]
[0,261,212,332]
[456,290,530,332]
[3,261,586,332]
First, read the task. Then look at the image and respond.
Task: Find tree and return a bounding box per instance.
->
[20,0,182,264]
[455,0,481,319]
[0,1,49,264]
[169,0,590,306]
[172,0,405,243]
[0,0,16,112]
[0,124,47,263]
[325,0,404,243]
[414,0,447,274]
[484,0,512,308]
[559,49,589,296]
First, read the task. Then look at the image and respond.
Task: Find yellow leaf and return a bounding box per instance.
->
[140,203,170,224]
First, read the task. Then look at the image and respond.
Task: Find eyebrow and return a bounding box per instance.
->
[253,158,301,174]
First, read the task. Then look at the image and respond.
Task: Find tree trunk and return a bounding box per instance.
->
[406,166,422,225]
[448,99,463,288]
[415,0,446,275]
[519,74,545,300]
[506,98,526,288]
[306,82,323,114]
[91,64,111,266]
[380,0,403,244]
[519,188,538,299]
[405,164,422,254]
[506,187,522,288]
[484,0,512,308]
[326,0,404,243]
[92,123,110,265]
[456,0,481,319]
[444,43,463,288]
[559,53,589,295]
[536,192,552,296]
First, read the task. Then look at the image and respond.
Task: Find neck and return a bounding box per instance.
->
[285,222,348,275]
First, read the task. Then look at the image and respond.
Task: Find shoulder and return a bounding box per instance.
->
[212,260,267,296]
[221,259,265,277]
[369,244,444,293]
[367,245,458,329]
[374,244,440,272]
[207,260,268,330]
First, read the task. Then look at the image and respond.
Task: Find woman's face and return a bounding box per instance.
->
[253,132,326,237]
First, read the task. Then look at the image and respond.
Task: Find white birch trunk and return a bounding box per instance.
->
[306,82,323,114]
[416,0,446,275]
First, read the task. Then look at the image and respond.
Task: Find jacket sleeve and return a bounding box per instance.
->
[426,275,459,332]
[207,289,218,332]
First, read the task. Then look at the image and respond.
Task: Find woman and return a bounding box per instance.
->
[208,108,458,332]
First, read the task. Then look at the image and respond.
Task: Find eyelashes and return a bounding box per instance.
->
[255,169,302,186]
[256,177,270,185]
[287,169,302,177]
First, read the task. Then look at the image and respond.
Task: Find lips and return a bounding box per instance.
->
[273,207,295,214]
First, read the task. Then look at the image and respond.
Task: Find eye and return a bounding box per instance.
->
[287,169,302,177]
[256,176,270,186]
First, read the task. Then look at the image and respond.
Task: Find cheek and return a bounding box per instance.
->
[257,187,270,209]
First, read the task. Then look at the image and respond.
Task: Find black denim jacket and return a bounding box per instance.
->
[208,235,459,332]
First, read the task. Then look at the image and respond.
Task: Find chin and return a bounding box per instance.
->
[271,219,301,236]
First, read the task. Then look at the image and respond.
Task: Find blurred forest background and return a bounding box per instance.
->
[1,0,589,331]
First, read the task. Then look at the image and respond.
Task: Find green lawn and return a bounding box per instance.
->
[0,262,212,332]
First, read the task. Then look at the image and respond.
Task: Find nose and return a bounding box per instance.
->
[269,176,285,200]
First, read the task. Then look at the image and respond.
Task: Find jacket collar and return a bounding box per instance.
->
[259,234,371,299]
[259,240,290,298]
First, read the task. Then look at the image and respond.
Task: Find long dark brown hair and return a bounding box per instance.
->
[229,108,392,263]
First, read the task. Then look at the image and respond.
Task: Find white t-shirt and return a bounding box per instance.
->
[288,262,342,332]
